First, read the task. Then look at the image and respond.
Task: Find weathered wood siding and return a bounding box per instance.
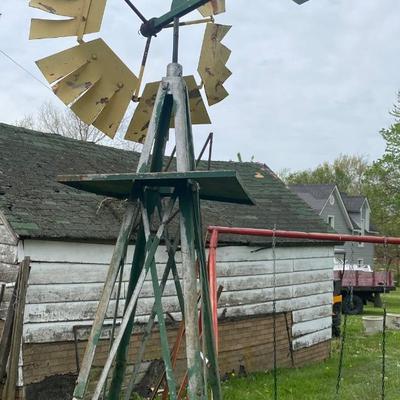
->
[0,212,19,316]
[20,240,334,350]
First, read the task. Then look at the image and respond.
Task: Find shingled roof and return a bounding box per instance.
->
[340,193,366,213]
[0,123,333,245]
[288,184,336,213]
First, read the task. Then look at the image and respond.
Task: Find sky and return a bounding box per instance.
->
[0,0,400,173]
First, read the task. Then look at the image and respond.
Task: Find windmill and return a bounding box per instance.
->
[28,1,310,399]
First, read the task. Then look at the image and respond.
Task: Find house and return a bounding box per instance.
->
[0,123,336,400]
[289,184,376,267]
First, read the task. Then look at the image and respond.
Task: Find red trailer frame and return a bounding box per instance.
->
[207,226,400,349]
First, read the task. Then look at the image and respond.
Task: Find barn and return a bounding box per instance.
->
[0,123,335,399]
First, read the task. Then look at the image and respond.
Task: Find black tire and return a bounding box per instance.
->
[342,294,364,315]
[332,303,342,337]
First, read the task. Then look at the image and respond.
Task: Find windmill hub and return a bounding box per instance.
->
[140,18,163,38]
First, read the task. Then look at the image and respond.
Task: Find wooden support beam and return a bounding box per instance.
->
[0,279,19,382]
[2,257,30,400]
[171,63,203,399]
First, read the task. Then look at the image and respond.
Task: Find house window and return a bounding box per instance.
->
[329,195,335,206]
[327,215,335,229]
[358,259,364,267]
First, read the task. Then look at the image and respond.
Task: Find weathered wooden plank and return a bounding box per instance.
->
[220,287,293,307]
[294,258,334,272]
[292,317,331,338]
[24,296,182,323]
[220,300,292,318]
[292,281,332,298]
[290,293,332,311]
[28,262,180,285]
[292,305,332,324]
[2,258,30,399]
[25,283,121,304]
[216,260,293,276]
[24,273,327,305]
[23,315,182,343]
[0,263,19,283]
[23,240,175,264]
[23,283,334,324]
[292,328,331,350]
[215,245,334,263]
[24,240,334,265]
[23,320,121,343]
[27,261,332,290]
[0,244,17,264]
[0,225,17,246]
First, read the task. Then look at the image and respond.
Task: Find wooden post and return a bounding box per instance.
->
[0,279,19,382]
[0,284,5,308]
[170,62,203,399]
[2,257,30,400]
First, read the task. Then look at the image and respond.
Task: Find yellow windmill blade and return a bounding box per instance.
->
[36,38,139,138]
[198,0,226,17]
[29,0,107,40]
[125,76,211,143]
[198,23,232,106]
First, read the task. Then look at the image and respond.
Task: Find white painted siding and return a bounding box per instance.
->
[21,240,334,350]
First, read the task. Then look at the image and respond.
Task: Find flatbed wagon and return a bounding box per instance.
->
[334,270,396,314]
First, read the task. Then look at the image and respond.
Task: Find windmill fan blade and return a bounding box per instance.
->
[36,38,139,138]
[198,23,232,106]
[29,0,107,39]
[125,76,211,143]
[198,0,226,17]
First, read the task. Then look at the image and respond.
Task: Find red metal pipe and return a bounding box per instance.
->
[207,229,219,353]
[206,225,400,367]
[208,226,400,245]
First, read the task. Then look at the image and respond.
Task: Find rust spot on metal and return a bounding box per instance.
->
[138,134,146,143]
[38,2,56,14]
[96,97,110,105]
[205,67,215,77]
[65,80,92,90]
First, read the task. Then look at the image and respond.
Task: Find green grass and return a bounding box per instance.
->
[222,291,400,400]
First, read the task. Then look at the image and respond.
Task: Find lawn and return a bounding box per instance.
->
[222,291,400,400]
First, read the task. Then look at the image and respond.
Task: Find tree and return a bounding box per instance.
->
[363,93,400,277]
[16,101,139,150]
[280,154,369,195]
[364,129,400,236]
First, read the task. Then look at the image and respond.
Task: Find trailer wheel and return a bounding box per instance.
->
[332,303,342,337]
[342,294,364,315]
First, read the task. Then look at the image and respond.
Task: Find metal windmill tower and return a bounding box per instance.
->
[28,0,310,398]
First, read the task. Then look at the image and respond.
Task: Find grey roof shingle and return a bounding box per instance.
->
[0,123,333,245]
[341,193,365,213]
[288,184,336,213]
